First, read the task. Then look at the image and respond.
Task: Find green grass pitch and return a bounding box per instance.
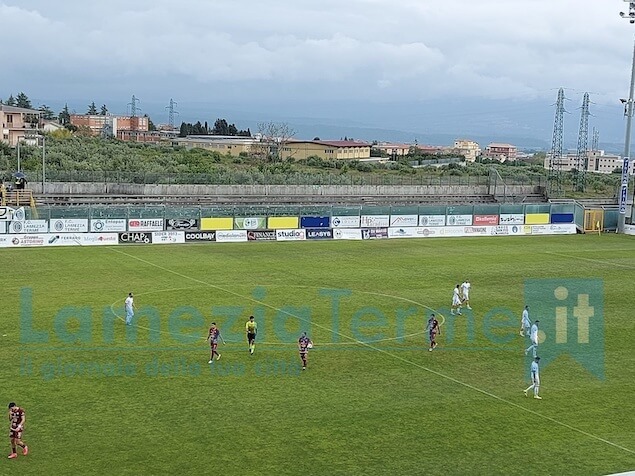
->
[1,235,634,475]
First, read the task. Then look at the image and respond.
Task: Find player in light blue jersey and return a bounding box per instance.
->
[519,305,530,337]
[524,356,542,399]
[524,320,539,357]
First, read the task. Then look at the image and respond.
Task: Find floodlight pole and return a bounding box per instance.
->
[42,134,46,194]
[618,41,635,232]
[618,2,635,232]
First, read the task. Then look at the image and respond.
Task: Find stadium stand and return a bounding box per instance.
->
[36,193,501,206]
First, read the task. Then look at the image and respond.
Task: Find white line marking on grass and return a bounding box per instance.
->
[545,251,635,269]
[107,246,635,456]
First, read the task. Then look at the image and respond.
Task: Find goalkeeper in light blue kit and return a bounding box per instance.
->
[524,356,542,399]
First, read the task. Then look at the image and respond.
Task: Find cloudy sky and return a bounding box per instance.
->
[2,0,634,145]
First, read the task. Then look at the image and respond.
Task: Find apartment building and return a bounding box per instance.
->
[0,105,41,146]
[453,139,481,162]
[483,143,518,161]
[544,150,635,175]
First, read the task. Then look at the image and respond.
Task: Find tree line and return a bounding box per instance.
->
[2,92,110,122]
[179,118,251,137]
[2,92,251,138]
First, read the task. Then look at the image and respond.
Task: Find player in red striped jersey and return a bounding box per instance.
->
[426,314,440,351]
[7,403,28,459]
[298,332,313,370]
[207,322,225,363]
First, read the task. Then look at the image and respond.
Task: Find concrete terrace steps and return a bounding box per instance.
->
[574,198,618,207]
[36,193,500,207]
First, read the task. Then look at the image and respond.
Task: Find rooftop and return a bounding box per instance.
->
[291,140,371,148]
[0,105,41,114]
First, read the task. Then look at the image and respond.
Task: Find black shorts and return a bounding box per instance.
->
[247,332,256,343]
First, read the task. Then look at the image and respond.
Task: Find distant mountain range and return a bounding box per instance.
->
[88,95,629,154]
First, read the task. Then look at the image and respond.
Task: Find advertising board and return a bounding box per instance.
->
[165,219,199,230]
[91,219,127,232]
[50,219,89,233]
[418,215,446,226]
[331,216,360,228]
[119,232,153,244]
[127,219,164,232]
[360,215,390,227]
[276,229,307,241]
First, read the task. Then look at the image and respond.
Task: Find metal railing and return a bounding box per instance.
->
[1,169,548,187]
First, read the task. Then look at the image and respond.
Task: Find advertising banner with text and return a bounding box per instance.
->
[50,219,89,233]
[184,231,216,242]
[247,230,276,241]
[47,233,119,246]
[0,233,120,247]
[333,229,362,240]
[446,215,473,226]
[306,228,333,240]
[361,228,388,239]
[331,216,361,228]
[360,215,390,227]
[165,219,199,231]
[9,220,48,234]
[152,231,186,244]
[91,219,127,232]
[4,234,48,247]
[419,215,446,227]
[499,214,524,225]
[127,219,164,232]
[530,224,576,235]
[276,229,307,241]
[389,215,418,227]
[216,230,248,242]
[473,215,499,225]
[119,232,153,244]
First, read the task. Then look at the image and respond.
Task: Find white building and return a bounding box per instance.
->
[544,150,635,175]
[453,139,481,162]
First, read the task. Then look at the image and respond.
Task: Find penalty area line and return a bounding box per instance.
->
[106,246,635,456]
